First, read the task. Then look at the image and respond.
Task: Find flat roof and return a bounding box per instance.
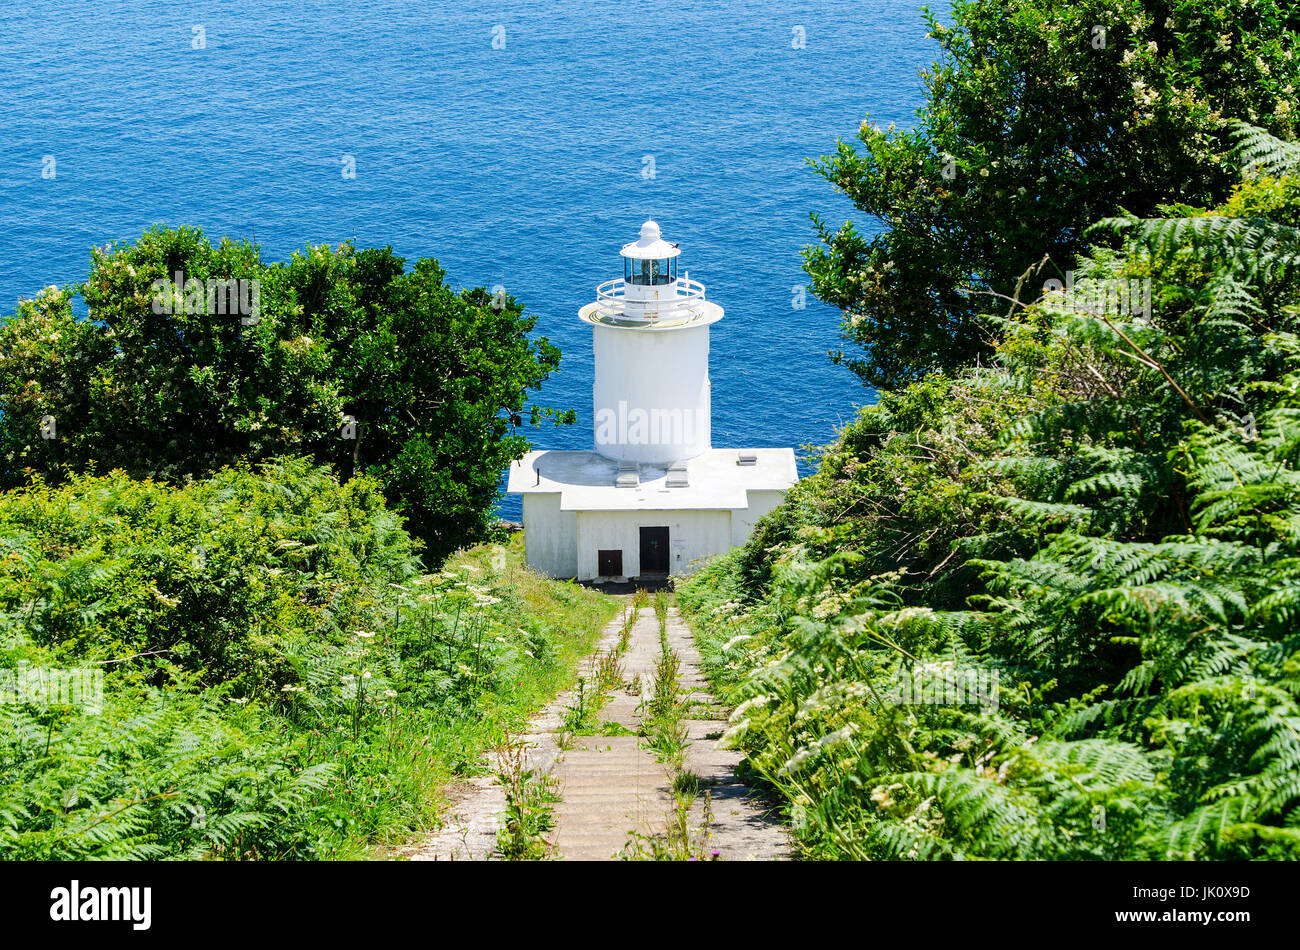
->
[505,448,798,511]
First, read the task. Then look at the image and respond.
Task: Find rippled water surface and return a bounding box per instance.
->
[0,0,944,516]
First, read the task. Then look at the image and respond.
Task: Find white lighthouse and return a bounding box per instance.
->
[508,221,797,582]
[585,219,718,464]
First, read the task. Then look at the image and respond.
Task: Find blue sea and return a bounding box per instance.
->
[0,0,944,519]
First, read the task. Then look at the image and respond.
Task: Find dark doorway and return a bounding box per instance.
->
[639,526,670,574]
[598,549,623,577]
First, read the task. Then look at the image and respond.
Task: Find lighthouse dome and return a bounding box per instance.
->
[621,219,681,260]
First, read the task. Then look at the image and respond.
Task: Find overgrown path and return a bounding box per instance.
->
[658,604,792,861]
[402,598,789,860]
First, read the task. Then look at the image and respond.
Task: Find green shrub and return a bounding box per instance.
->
[0,463,614,859]
[680,130,1300,860]
[0,456,417,693]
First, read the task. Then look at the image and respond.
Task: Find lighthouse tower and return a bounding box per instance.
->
[579,219,723,464]
[508,220,797,583]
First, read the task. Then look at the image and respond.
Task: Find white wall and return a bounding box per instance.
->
[574,509,733,580]
[521,493,577,578]
[592,323,711,463]
[731,490,787,547]
[524,491,791,581]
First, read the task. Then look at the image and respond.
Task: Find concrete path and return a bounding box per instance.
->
[399,602,790,861]
[548,605,670,859]
[666,611,792,861]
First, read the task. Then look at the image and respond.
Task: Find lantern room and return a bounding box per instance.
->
[621,220,681,286]
[584,220,718,326]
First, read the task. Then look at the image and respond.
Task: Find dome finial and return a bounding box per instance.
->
[639,219,661,243]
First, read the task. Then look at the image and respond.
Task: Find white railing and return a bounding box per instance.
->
[594,278,626,316]
[594,277,707,321]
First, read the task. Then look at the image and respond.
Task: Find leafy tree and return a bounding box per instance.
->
[0,226,567,563]
[81,226,340,477]
[271,245,565,563]
[0,286,113,478]
[806,0,1300,389]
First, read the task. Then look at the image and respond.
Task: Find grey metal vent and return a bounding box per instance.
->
[736,451,758,466]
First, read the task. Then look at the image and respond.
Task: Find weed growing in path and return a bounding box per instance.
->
[494,734,559,861]
[622,788,716,861]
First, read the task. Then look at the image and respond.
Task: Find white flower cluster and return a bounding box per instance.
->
[797,681,860,721]
[729,693,774,722]
[777,723,860,778]
[778,746,813,777]
[710,598,745,620]
[814,723,859,751]
[719,693,776,748]
[1132,78,1159,108]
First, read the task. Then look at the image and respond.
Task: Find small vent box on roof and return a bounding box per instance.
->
[666,460,689,487]
[616,460,640,488]
[736,452,758,466]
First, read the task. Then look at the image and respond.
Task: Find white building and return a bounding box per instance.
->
[507,221,798,582]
